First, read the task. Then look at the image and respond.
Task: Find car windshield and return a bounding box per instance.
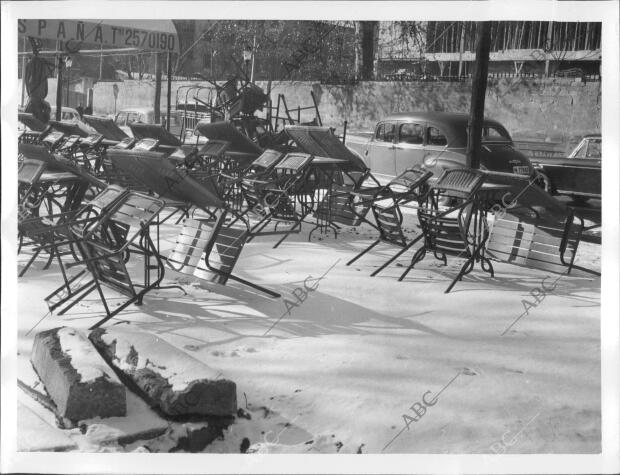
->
[114,112,127,126]
[573,138,601,159]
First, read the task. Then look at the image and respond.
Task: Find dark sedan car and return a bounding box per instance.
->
[346,112,535,182]
[530,134,601,202]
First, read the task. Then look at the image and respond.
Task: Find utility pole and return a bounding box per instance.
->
[154,52,162,124]
[250,34,257,83]
[466,22,491,170]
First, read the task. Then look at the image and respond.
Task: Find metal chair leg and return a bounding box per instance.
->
[346,239,380,266]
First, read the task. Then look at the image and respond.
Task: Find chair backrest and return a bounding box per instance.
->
[432,168,486,199]
[250,149,285,173]
[486,212,582,274]
[274,152,314,173]
[18,159,46,185]
[195,213,248,285]
[316,183,372,227]
[285,126,368,172]
[372,202,408,247]
[85,192,164,249]
[167,215,219,275]
[388,166,434,193]
[78,238,137,298]
[82,115,129,141]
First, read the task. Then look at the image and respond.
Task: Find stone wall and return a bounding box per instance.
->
[91,78,601,145]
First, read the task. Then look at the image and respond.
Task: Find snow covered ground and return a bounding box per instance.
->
[15,208,601,453]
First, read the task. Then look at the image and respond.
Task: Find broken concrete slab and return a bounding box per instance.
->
[81,391,169,446]
[17,401,78,452]
[89,327,237,417]
[30,327,126,424]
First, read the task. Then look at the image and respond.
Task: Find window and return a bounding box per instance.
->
[585,139,601,159]
[126,112,143,125]
[114,112,128,126]
[572,139,601,159]
[482,126,510,141]
[375,122,396,143]
[399,123,424,144]
[427,127,447,146]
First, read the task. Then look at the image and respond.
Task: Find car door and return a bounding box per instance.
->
[423,124,450,169]
[367,121,397,180]
[394,121,426,175]
[544,138,601,196]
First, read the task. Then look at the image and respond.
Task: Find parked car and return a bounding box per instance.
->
[50,106,82,123]
[345,112,535,183]
[530,134,601,202]
[114,108,179,137]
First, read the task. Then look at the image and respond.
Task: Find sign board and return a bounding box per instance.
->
[18,19,179,53]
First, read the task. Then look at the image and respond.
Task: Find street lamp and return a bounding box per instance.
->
[243,45,252,78]
[65,56,73,108]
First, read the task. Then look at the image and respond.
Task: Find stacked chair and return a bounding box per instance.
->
[238,152,315,248]
[399,168,491,293]
[345,166,434,275]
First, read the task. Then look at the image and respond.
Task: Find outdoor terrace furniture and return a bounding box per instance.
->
[167,212,280,298]
[317,165,433,230]
[18,143,106,213]
[18,159,47,218]
[82,115,130,142]
[52,191,166,329]
[480,171,592,276]
[18,113,47,144]
[48,120,90,138]
[486,212,584,276]
[106,148,222,223]
[129,123,182,149]
[399,168,492,293]
[238,152,315,248]
[19,185,129,308]
[108,152,279,297]
[195,121,263,156]
[344,166,434,272]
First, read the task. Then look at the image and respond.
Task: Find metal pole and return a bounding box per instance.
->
[466,22,491,170]
[20,37,26,107]
[250,34,256,82]
[55,55,63,121]
[166,51,172,131]
[99,44,103,80]
[154,52,162,124]
[66,65,70,107]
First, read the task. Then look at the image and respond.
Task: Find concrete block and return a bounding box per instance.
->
[89,327,237,417]
[30,327,127,424]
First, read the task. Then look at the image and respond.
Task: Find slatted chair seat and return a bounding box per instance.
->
[399,168,491,292]
[167,213,279,297]
[486,212,583,275]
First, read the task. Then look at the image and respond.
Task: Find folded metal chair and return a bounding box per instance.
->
[53,192,166,329]
[19,186,129,314]
[167,211,280,298]
[238,152,315,248]
[399,168,490,293]
[318,165,433,229]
